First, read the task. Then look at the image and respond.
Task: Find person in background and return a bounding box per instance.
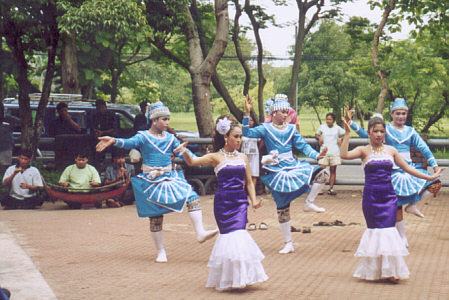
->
[104,148,135,207]
[59,150,101,189]
[93,100,115,138]
[133,101,149,133]
[48,102,82,137]
[315,112,345,195]
[2,149,43,210]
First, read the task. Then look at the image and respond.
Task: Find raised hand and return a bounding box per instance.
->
[431,167,446,181]
[345,106,355,122]
[244,95,253,114]
[96,136,115,152]
[341,117,351,134]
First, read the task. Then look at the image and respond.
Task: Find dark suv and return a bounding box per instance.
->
[3,94,139,159]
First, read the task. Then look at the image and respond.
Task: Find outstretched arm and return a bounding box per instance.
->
[174,142,217,167]
[345,106,368,138]
[393,148,444,181]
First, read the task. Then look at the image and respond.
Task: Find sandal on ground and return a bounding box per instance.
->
[247,223,257,231]
[290,226,301,232]
[302,226,311,234]
[259,222,268,230]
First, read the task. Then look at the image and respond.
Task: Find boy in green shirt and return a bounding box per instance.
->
[59,151,101,189]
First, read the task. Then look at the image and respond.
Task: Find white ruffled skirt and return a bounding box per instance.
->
[206,229,268,290]
[354,227,410,280]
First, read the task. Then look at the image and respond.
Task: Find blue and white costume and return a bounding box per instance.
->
[114,130,198,217]
[242,94,328,254]
[242,119,320,208]
[111,101,216,263]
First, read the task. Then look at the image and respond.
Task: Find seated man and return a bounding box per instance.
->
[104,149,135,207]
[59,150,101,189]
[2,149,44,209]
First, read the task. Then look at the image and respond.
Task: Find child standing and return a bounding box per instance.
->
[315,112,345,195]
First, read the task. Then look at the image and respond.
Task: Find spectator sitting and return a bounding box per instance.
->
[133,101,149,133]
[59,150,101,190]
[48,102,82,137]
[104,149,135,207]
[2,149,44,210]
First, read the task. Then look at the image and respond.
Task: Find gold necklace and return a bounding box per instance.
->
[272,122,286,129]
[370,143,384,155]
[220,148,238,157]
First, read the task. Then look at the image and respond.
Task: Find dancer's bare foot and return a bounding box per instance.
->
[197,229,218,243]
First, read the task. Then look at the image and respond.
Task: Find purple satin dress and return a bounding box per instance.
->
[214,160,248,234]
[363,156,397,229]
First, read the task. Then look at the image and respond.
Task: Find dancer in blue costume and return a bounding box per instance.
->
[176,115,267,290]
[96,101,217,263]
[340,116,443,283]
[243,95,329,254]
[345,98,442,246]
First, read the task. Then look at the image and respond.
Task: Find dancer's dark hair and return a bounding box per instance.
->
[212,114,239,152]
[367,116,385,132]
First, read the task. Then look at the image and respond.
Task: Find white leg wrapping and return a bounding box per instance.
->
[279,221,294,254]
[395,220,408,248]
[421,190,433,202]
[405,202,424,218]
[304,183,325,212]
[189,210,218,243]
[150,231,167,263]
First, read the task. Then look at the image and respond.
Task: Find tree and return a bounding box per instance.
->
[287,0,350,107]
[59,0,149,102]
[144,0,229,137]
[0,1,60,153]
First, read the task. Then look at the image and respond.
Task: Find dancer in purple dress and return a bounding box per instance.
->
[177,115,268,290]
[340,116,443,283]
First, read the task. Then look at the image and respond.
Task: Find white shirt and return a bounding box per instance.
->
[316,124,345,156]
[3,165,43,200]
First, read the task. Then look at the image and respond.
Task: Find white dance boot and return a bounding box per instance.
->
[405,202,424,218]
[395,220,408,248]
[279,221,294,254]
[303,183,325,213]
[189,210,218,243]
[150,231,167,263]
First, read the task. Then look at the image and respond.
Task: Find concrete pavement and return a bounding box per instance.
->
[1,189,449,300]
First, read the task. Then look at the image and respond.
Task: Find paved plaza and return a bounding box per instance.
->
[1,188,449,300]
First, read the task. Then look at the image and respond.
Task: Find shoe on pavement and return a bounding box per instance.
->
[327,188,337,196]
[303,203,325,213]
[155,250,167,263]
[278,241,294,254]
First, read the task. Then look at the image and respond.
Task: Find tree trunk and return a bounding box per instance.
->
[232,0,250,96]
[372,0,397,113]
[184,0,229,137]
[60,31,80,94]
[245,0,266,123]
[421,91,449,133]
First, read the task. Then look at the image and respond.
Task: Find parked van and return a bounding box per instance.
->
[3,94,139,159]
